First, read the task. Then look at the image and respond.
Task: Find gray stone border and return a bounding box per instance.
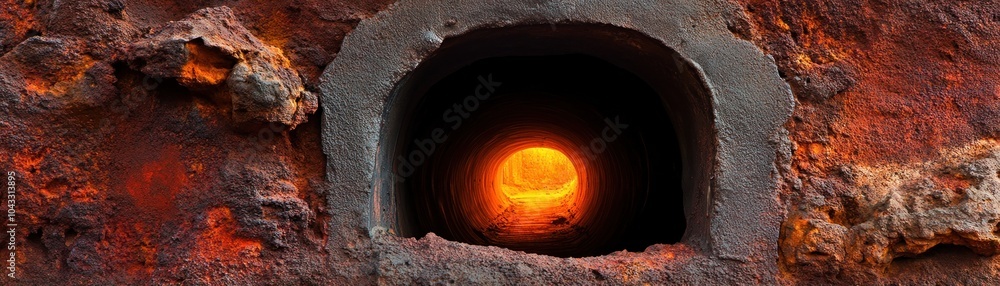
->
[319,0,793,280]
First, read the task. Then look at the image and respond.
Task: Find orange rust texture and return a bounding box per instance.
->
[124,146,187,216]
[123,0,393,87]
[0,0,391,284]
[739,0,1000,282]
[0,0,36,52]
[178,41,235,88]
[195,207,264,260]
[740,0,1000,165]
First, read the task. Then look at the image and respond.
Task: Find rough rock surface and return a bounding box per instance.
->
[0,0,380,284]
[129,7,317,128]
[738,0,1000,283]
[0,0,998,284]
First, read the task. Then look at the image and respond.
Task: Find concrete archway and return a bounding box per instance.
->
[319,0,793,282]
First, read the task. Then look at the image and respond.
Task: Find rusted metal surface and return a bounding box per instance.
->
[0,0,997,284]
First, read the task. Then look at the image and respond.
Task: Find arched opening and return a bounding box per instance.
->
[378,25,716,257]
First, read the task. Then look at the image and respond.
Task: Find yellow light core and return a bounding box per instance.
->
[496,147,578,201]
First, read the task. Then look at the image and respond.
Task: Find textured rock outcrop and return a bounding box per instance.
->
[782,139,1000,280]
[129,7,317,128]
[742,0,1000,283]
[1,36,116,110]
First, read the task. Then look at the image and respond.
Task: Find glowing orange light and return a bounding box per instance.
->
[453,138,596,253]
[483,146,584,247]
[495,147,578,203]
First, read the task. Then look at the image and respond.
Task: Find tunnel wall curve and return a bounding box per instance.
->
[318,0,794,279]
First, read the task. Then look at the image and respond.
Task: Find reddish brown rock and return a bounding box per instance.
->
[0,0,997,284]
[128,7,317,129]
[741,0,1000,283]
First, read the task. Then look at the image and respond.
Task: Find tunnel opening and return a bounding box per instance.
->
[402,54,684,257]
[378,25,716,258]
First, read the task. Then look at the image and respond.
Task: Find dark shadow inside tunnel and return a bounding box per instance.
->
[374,24,716,258]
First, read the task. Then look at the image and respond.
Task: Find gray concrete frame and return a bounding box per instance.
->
[319,0,793,282]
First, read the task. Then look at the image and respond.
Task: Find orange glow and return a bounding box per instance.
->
[474,144,586,250]
[496,147,578,202]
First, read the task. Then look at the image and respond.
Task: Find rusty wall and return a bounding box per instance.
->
[0,0,998,284]
[740,0,1000,283]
